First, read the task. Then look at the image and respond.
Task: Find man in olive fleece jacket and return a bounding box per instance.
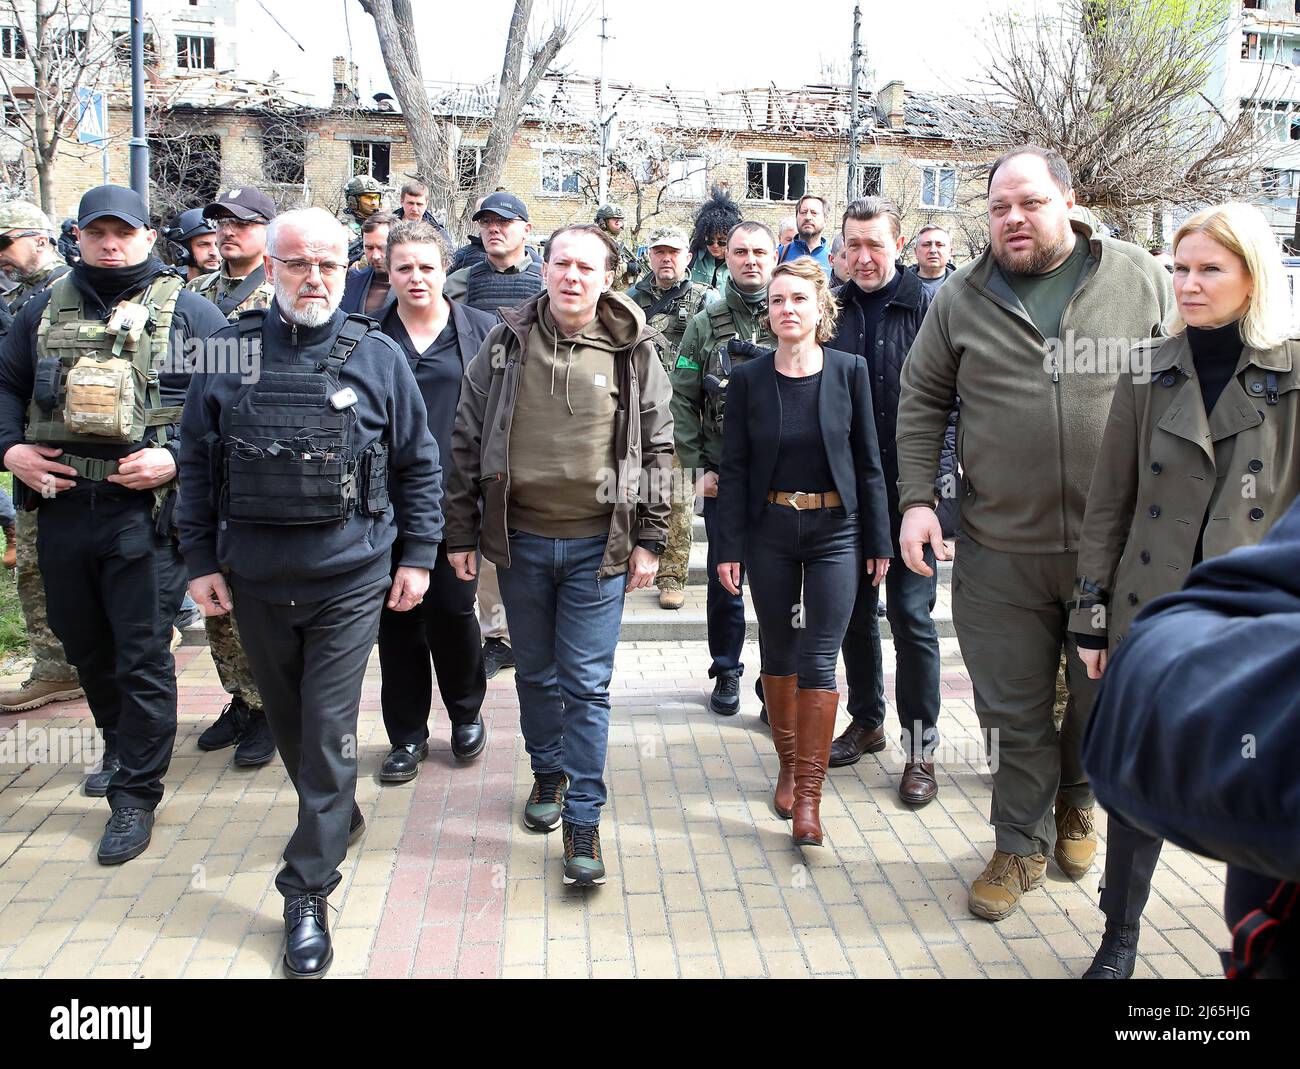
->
[444,224,673,888]
[894,148,1173,923]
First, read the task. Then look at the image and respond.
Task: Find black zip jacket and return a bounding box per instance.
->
[178,302,443,603]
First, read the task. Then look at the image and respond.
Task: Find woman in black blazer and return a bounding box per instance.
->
[717,258,893,847]
[375,221,497,781]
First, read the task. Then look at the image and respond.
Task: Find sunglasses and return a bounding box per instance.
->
[0,230,40,251]
[706,236,727,246]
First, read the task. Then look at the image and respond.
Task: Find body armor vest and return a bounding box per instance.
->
[27,274,183,454]
[7,264,71,316]
[702,301,774,429]
[220,311,390,526]
[463,258,543,315]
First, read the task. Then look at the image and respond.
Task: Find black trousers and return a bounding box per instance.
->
[1098,808,1165,926]
[37,490,187,811]
[378,543,486,744]
[233,575,387,898]
[745,504,860,690]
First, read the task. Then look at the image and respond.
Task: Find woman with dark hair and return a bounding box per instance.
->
[374,221,496,780]
[688,186,741,290]
[715,258,893,847]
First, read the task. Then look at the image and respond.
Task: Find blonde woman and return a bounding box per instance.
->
[1070,202,1300,978]
[715,259,893,846]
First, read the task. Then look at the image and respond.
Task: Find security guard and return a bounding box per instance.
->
[162,208,220,282]
[0,200,83,715]
[185,188,279,768]
[0,185,227,863]
[595,203,643,289]
[179,207,443,979]
[628,224,715,610]
[670,220,778,715]
[338,175,385,264]
[443,191,542,316]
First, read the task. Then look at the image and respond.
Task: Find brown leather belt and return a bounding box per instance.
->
[766,490,842,511]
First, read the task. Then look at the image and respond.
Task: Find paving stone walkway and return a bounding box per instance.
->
[0,635,1228,979]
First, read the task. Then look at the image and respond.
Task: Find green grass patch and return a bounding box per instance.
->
[0,470,27,659]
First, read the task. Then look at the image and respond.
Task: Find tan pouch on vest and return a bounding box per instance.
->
[64,356,137,439]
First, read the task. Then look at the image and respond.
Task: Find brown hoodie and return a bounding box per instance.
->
[444,290,675,577]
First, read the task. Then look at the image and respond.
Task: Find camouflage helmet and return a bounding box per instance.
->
[0,200,55,235]
[595,203,625,224]
[345,175,385,198]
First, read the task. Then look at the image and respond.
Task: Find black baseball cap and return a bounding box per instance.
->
[473,192,529,223]
[77,185,150,229]
[203,186,277,223]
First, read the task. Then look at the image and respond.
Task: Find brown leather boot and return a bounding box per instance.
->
[2,522,15,570]
[791,688,838,846]
[761,673,798,818]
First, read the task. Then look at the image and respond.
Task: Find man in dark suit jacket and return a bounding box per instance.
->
[340,212,398,317]
[825,196,951,806]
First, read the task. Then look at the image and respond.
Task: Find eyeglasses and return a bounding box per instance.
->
[269,255,347,278]
[0,230,40,251]
[215,217,263,231]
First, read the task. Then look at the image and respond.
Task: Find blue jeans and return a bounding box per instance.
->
[496,530,627,827]
[0,486,15,527]
[842,543,941,757]
[702,495,746,677]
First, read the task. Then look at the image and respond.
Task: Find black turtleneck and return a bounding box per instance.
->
[72,255,167,314]
[849,267,903,378]
[1187,321,1243,415]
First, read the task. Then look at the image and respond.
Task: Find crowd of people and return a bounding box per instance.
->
[0,142,1295,979]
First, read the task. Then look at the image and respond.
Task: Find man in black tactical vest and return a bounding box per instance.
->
[0,185,228,864]
[443,191,542,317]
[179,207,444,979]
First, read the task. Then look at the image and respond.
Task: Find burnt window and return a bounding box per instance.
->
[351,141,390,183]
[263,123,305,186]
[746,159,807,202]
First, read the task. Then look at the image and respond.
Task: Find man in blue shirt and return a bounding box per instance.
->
[777,194,832,276]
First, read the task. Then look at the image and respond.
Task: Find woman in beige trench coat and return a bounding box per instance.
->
[1068,202,1300,980]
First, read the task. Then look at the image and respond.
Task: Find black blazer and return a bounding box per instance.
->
[715,347,893,564]
[340,266,393,317]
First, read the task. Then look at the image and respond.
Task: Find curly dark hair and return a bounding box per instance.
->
[688,185,742,266]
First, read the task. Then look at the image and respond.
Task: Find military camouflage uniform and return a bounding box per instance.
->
[7,257,77,684]
[185,267,273,711]
[628,267,715,588]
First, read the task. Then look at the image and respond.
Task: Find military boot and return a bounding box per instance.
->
[1054,799,1097,879]
[197,695,251,751]
[968,850,1047,921]
[0,677,84,714]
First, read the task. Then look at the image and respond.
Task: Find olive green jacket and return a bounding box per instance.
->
[896,220,1173,553]
[1069,332,1300,644]
[669,281,775,473]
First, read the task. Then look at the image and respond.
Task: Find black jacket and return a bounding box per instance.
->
[715,347,893,564]
[828,267,959,537]
[0,262,228,498]
[177,302,443,604]
[340,266,391,317]
[1083,493,1300,883]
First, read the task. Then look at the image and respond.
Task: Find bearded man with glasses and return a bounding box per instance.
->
[179,207,444,978]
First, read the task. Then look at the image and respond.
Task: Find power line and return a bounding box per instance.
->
[255,0,307,53]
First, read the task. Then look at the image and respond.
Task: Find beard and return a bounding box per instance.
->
[275,275,341,328]
[992,223,1074,276]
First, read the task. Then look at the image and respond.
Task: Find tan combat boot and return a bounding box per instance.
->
[657,581,685,610]
[1054,800,1097,879]
[0,677,84,713]
[968,850,1047,921]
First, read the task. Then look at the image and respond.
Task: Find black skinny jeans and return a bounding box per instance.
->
[378,542,486,743]
[745,504,861,690]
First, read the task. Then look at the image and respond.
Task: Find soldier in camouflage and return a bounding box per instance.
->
[0,200,82,712]
[339,175,385,265]
[595,204,644,290]
[185,188,277,766]
[670,220,778,716]
[627,225,716,610]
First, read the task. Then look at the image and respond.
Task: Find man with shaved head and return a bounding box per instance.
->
[179,206,445,978]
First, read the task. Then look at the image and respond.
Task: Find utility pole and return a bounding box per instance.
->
[129,0,148,204]
[597,4,612,206]
[846,4,862,204]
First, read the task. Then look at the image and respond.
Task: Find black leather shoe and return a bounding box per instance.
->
[83,745,120,798]
[482,637,515,680]
[197,696,251,752]
[283,894,333,979]
[1083,921,1139,979]
[97,807,154,865]
[451,715,487,761]
[379,741,428,783]
[233,709,276,767]
[709,670,741,715]
[828,720,887,767]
